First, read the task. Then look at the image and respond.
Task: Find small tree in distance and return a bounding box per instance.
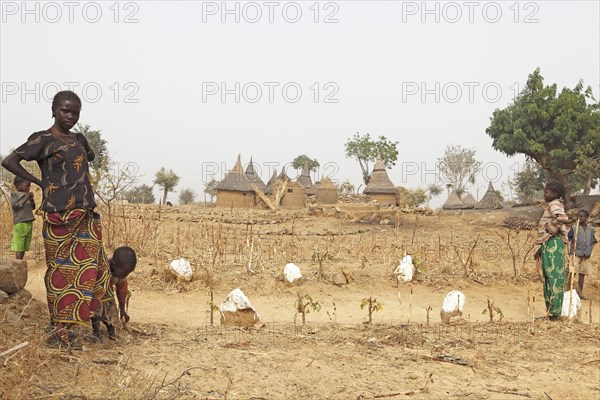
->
[345,132,399,184]
[204,178,218,202]
[179,187,197,205]
[154,167,180,205]
[406,188,428,208]
[338,179,355,194]
[437,144,482,197]
[514,159,546,203]
[124,184,155,204]
[427,183,443,205]
[292,154,320,172]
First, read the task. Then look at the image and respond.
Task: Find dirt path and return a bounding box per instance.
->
[25,260,600,328]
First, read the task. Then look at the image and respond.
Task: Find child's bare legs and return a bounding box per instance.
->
[92,299,119,342]
[578,273,587,300]
[15,251,24,260]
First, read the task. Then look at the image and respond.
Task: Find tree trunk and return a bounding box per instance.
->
[583,175,592,196]
[549,171,573,209]
[162,189,168,205]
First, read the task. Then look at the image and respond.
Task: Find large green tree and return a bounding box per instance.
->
[344,132,399,184]
[486,68,600,204]
[154,167,180,205]
[437,145,481,197]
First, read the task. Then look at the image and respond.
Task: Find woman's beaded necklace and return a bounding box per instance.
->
[50,127,78,147]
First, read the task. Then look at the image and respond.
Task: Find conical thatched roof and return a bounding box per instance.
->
[475,182,503,209]
[363,158,396,194]
[462,193,477,207]
[297,161,313,189]
[264,168,278,195]
[319,177,336,189]
[245,157,266,190]
[316,177,337,204]
[278,167,288,180]
[214,155,256,192]
[306,179,320,195]
[442,189,465,210]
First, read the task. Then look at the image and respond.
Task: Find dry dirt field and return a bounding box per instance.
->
[1,203,599,400]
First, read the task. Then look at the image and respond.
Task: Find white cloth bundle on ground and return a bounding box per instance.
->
[440,290,466,323]
[394,255,414,283]
[561,289,581,319]
[169,258,193,281]
[284,263,302,283]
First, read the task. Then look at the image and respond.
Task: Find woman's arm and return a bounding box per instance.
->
[78,134,95,162]
[1,152,42,188]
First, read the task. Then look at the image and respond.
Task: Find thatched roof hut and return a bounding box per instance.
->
[306,179,320,196]
[278,167,288,180]
[264,168,278,195]
[316,177,337,204]
[363,158,397,205]
[281,180,306,208]
[297,161,313,190]
[462,193,477,208]
[475,182,503,209]
[215,155,259,208]
[442,189,466,210]
[245,157,266,191]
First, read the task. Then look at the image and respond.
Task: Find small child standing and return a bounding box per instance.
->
[92,246,137,341]
[567,209,597,300]
[10,176,36,260]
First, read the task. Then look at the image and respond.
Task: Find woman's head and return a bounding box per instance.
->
[110,246,137,279]
[51,91,81,130]
[543,180,565,202]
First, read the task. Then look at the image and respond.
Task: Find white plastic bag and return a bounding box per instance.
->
[561,289,581,319]
[283,263,302,283]
[440,290,466,323]
[394,255,414,283]
[169,258,193,281]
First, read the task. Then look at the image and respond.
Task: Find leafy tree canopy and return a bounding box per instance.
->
[292,155,320,172]
[154,167,180,205]
[344,132,399,184]
[437,144,481,197]
[486,68,600,202]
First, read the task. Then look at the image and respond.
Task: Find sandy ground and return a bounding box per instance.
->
[1,206,600,399]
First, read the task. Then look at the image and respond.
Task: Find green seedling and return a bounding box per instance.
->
[295,294,321,325]
[360,296,383,324]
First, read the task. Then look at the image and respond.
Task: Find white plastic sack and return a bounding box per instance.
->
[394,255,414,283]
[561,289,581,319]
[284,263,302,283]
[440,290,466,323]
[220,288,254,313]
[169,258,193,281]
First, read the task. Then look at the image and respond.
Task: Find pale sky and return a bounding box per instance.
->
[1,0,599,206]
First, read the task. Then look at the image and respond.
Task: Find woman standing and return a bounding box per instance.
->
[534,181,570,321]
[2,91,110,349]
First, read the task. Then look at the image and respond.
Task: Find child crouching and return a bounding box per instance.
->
[92,246,137,341]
